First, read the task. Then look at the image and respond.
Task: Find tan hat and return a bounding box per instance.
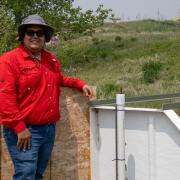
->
[18,14,54,42]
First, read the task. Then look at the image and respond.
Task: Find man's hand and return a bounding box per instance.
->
[17,128,31,151]
[82,84,94,97]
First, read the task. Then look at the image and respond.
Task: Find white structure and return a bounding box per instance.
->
[90,106,180,180]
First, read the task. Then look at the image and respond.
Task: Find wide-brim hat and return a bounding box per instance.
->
[18,14,54,42]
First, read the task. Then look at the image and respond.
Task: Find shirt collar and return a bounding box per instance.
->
[18,43,31,58]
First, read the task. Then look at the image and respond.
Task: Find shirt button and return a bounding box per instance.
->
[49,97,52,100]
[47,84,51,87]
[27,87,31,90]
[50,109,53,112]
[45,71,48,75]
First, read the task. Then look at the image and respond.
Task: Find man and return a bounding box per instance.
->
[0,14,93,180]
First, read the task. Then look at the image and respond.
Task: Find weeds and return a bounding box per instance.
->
[115,36,122,42]
[142,60,162,83]
[49,20,180,99]
[97,83,120,98]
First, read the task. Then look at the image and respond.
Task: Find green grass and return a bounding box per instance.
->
[49,19,180,102]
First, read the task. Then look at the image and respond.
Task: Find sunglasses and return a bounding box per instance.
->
[25,30,44,37]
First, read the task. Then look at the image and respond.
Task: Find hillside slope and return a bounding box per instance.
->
[51,20,180,100]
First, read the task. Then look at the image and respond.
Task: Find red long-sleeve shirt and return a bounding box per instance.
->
[0,44,85,133]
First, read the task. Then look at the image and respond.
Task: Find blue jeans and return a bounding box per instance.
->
[3,124,56,180]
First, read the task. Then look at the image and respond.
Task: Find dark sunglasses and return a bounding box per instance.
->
[25,30,44,37]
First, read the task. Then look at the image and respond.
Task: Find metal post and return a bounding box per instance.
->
[116,94,125,180]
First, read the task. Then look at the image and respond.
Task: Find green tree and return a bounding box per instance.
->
[0,5,16,54]
[2,0,111,39]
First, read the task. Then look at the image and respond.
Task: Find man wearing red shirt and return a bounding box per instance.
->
[0,14,93,180]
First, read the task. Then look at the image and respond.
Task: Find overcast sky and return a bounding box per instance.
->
[73,0,180,21]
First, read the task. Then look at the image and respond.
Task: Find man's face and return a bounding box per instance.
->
[23,25,45,54]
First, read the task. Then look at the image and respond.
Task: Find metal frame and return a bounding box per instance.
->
[90,93,180,110]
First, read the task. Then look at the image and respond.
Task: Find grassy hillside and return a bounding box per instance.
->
[50,19,180,103]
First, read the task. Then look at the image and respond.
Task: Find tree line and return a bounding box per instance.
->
[0,0,111,54]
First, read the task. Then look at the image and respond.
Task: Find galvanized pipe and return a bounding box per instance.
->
[115,94,125,180]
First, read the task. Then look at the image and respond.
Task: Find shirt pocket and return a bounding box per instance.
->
[18,65,41,94]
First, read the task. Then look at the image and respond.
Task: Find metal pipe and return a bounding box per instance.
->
[115,104,118,180]
[116,94,125,180]
[90,92,180,107]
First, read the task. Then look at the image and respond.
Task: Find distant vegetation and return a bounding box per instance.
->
[0,0,111,54]
[50,19,180,104]
[1,3,180,107]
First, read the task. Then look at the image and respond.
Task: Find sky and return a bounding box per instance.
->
[73,0,180,21]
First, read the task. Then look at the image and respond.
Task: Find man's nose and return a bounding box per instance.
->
[33,33,38,38]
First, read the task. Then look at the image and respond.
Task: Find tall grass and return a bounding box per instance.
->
[142,60,162,83]
[49,20,180,100]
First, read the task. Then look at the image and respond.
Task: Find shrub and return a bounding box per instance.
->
[116,43,124,48]
[142,60,162,83]
[115,36,122,42]
[0,6,16,54]
[130,37,137,42]
[92,37,100,45]
[99,50,108,59]
[97,83,119,98]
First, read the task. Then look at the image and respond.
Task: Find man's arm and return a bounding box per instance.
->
[0,59,31,151]
[61,73,94,97]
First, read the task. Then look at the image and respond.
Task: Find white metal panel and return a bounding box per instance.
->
[155,113,180,180]
[90,107,180,180]
[125,111,150,180]
[90,109,116,180]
